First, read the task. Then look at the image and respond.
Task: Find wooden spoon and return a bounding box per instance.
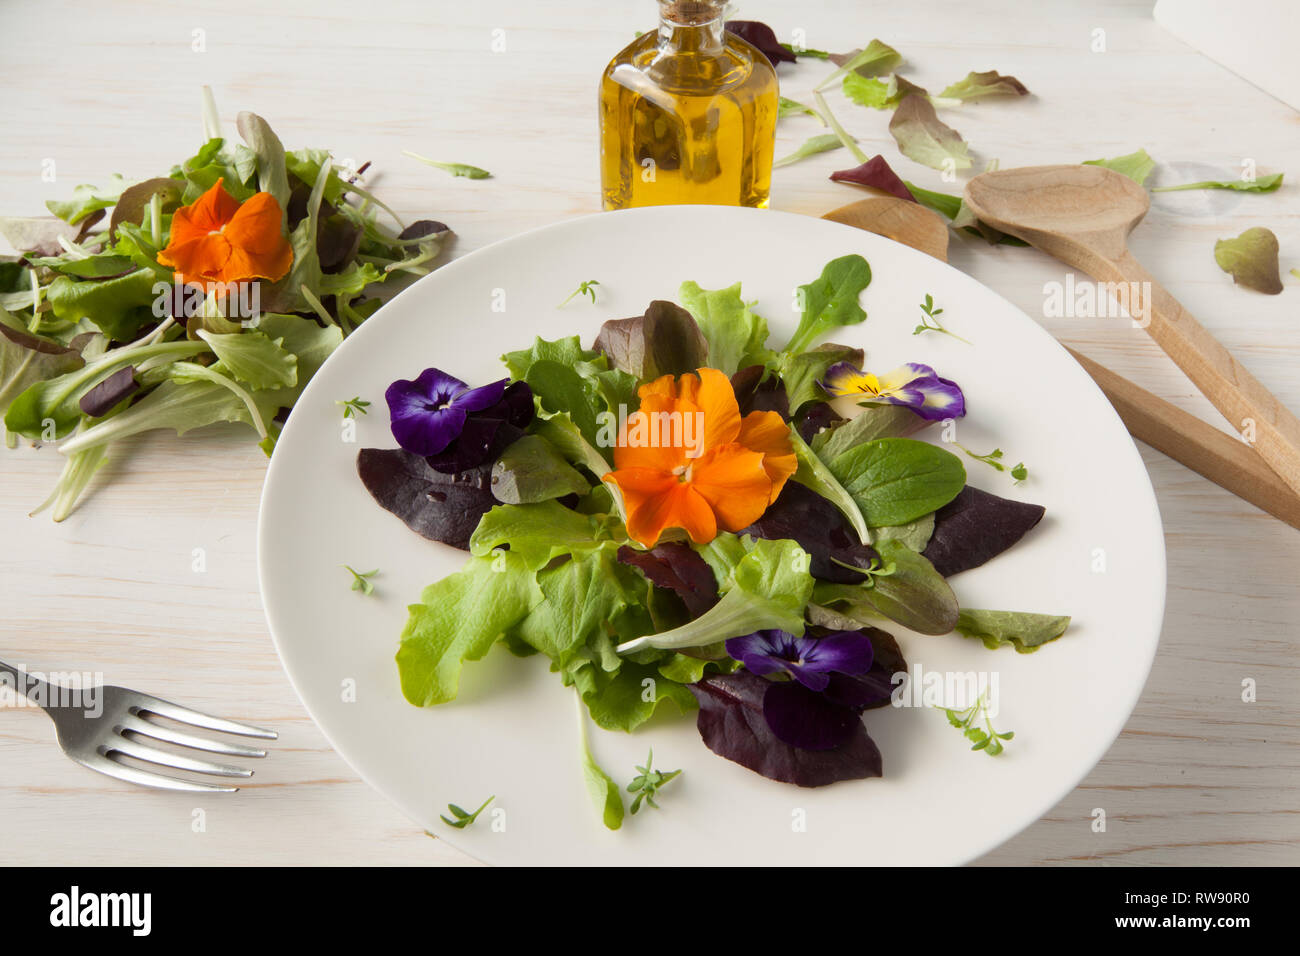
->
[964,164,1300,497]
[822,196,949,262]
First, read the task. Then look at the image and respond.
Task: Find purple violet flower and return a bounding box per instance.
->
[385,368,508,456]
[725,629,874,692]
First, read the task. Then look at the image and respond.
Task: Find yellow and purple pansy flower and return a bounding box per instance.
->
[819,361,965,421]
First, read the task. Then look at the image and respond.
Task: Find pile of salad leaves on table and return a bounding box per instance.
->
[0,92,450,519]
[359,252,1072,830]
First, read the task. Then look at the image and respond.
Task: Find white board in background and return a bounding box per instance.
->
[1154,0,1300,111]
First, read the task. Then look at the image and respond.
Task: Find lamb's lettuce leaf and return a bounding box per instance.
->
[955,608,1071,653]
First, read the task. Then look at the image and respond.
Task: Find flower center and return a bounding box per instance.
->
[671,463,694,483]
[853,373,882,396]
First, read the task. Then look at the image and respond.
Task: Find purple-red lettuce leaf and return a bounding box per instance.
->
[938,70,1030,101]
[78,365,138,418]
[357,447,496,550]
[592,299,709,381]
[724,20,797,65]
[1214,227,1284,295]
[730,364,790,419]
[922,484,1045,577]
[616,541,719,618]
[689,669,882,787]
[830,154,917,201]
[741,479,876,584]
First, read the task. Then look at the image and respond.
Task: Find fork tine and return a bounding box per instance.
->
[127,693,278,740]
[119,715,268,758]
[75,752,239,793]
[108,737,254,778]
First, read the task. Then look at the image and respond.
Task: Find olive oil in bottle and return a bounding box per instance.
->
[599,0,778,210]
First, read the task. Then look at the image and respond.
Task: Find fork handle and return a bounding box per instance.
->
[0,659,53,705]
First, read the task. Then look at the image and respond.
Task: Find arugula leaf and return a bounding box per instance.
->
[955,608,1071,653]
[403,151,492,179]
[677,280,772,376]
[1214,227,1284,294]
[773,133,848,168]
[1083,149,1156,186]
[782,254,872,355]
[1153,172,1283,193]
[396,551,541,706]
[938,70,1029,100]
[828,437,966,527]
[616,537,813,654]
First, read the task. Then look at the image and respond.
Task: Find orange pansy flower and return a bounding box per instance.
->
[157,179,293,286]
[605,367,798,547]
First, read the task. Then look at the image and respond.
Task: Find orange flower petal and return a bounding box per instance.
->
[676,367,742,450]
[167,179,241,248]
[688,443,774,531]
[157,234,232,285]
[607,467,717,546]
[738,410,798,502]
[637,374,679,402]
[219,191,293,282]
[612,394,693,473]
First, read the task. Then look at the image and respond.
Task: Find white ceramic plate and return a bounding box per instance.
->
[258,205,1165,866]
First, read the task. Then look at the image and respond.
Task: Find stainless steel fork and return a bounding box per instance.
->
[1,659,276,792]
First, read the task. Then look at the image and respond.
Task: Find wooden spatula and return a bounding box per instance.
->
[823,193,1300,529]
[963,164,1300,498]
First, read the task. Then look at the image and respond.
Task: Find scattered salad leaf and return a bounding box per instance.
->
[402,151,492,179]
[958,445,1028,484]
[842,73,901,111]
[1083,149,1156,186]
[627,748,681,814]
[724,20,796,65]
[817,39,903,90]
[922,484,1045,577]
[955,608,1071,653]
[778,96,823,122]
[1214,227,1284,294]
[440,794,494,829]
[576,700,624,831]
[343,565,378,596]
[774,133,848,168]
[938,70,1029,100]
[889,87,972,171]
[1152,172,1282,193]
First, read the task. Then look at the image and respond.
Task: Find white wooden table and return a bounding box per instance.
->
[1,0,1296,866]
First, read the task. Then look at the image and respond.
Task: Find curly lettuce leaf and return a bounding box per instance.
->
[677,280,772,376]
[938,70,1029,100]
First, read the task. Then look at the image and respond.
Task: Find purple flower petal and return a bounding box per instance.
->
[803,630,874,677]
[762,680,862,750]
[725,631,789,678]
[451,377,508,413]
[386,368,473,456]
[726,628,874,690]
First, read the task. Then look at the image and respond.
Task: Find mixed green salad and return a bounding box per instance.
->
[359,253,1071,829]
[0,93,450,518]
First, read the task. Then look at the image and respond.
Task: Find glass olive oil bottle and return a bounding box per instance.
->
[599,0,778,210]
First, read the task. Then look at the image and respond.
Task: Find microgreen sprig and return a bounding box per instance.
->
[957,444,1028,483]
[336,396,371,419]
[558,280,601,308]
[938,692,1014,756]
[913,294,969,343]
[342,565,378,596]
[627,749,681,814]
[440,795,495,829]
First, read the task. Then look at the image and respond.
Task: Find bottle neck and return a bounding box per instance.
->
[657,0,725,54]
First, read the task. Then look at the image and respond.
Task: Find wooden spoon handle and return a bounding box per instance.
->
[1101,250,1300,497]
[1067,347,1300,530]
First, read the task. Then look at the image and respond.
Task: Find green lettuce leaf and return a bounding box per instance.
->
[469,500,617,570]
[843,73,900,110]
[827,437,966,527]
[46,270,159,341]
[0,316,85,420]
[955,608,1071,653]
[1152,172,1283,194]
[788,425,870,543]
[46,175,131,225]
[616,537,812,654]
[777,342,862,412]
[677,280,772,376]
[811,404,927,460]
[938,70,1029,100]
[1214,227,1284,294]
[196,329,298,390]
[1083,149,1156,186]
[396,552,542,707]
[773,133,847,168]
[576,698,624,830]
[889,91,972,171]
[490,434,590,504]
